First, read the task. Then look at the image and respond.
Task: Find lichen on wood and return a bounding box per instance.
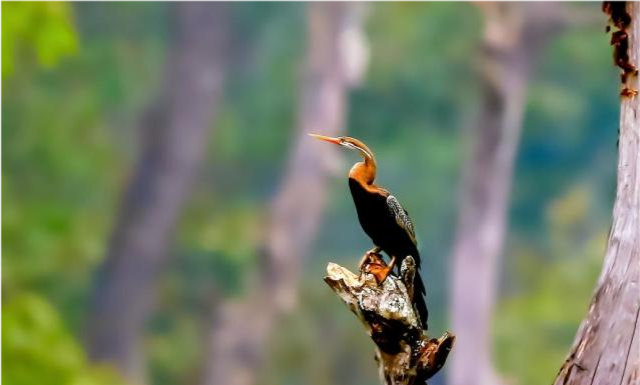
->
[325,254,454,385]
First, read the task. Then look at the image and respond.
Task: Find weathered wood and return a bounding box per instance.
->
[553,3,640,385]
[325,255,455,385]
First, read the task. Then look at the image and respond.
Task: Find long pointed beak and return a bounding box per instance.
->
[308,133,341,145]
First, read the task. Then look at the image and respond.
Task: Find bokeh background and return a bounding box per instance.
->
[2,2,619,385]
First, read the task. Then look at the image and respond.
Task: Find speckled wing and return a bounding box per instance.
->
[386,195,417,246]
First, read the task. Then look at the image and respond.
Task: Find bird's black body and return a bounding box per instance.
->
[309,133,429,330]
[349,178,429,329]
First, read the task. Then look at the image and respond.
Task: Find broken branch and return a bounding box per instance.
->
[324,256,455,385]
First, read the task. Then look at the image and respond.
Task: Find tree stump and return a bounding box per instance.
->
[324,254,455,385]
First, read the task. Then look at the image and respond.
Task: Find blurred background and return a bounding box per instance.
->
[2,2,619,385]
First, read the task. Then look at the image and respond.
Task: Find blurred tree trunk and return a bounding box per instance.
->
[553,3,640,384]
[86,3,228,383]
[449,4,563,385]
[200,4,368,385]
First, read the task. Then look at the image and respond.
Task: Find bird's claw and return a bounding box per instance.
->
[358,247,382,272]
[358,252,390,284]
[370,266,392,285]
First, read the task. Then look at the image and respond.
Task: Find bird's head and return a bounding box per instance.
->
[308,134,374,161]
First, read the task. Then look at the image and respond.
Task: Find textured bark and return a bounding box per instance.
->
[553,3,640,385]
[326,255,455,385]
[200,4,368,385]
[86,3,228,383]
[449,4,564,385]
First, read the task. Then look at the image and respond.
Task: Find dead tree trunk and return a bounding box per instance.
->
[200,4,368,385]
[449,4,564,385]
[553,3,640,384]
[86,3,227,383]
[325,256,455,385]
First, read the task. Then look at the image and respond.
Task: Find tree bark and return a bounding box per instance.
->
[86,3,228,383]
[553,3,640,385]
[449,4,564,385]
[325,256,455,385]
[200,4,368,385]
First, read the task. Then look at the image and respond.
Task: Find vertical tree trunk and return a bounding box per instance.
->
[553,3,640,384]
[86,3,228,383]
[200,4,368,385]
[449,4,562,385]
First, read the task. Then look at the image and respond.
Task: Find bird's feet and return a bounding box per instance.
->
[360,253,397,285]
[358,246,382,271]
[366,255,397,285]
[365,256,387,283]
[368,265,393,285]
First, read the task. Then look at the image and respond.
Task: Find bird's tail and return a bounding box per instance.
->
[413,270,429,330]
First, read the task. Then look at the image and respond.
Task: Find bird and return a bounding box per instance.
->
[310,133,428,329]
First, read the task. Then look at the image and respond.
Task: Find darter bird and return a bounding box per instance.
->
[310,134,428,329]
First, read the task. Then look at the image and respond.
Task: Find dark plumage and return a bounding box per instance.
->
[309,133,428,329]
[349,179,429,329]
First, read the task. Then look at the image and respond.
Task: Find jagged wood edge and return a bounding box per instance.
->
[324,256,455,385]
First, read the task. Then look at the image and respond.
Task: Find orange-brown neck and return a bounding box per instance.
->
[349,155,377,186]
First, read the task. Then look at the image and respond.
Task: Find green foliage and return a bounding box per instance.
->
[495,185,605,385]
[263,285,380,385]
[2,293,127,385]
[2,2,78,76]
[1,2,620,385]
[2,54,122,329]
